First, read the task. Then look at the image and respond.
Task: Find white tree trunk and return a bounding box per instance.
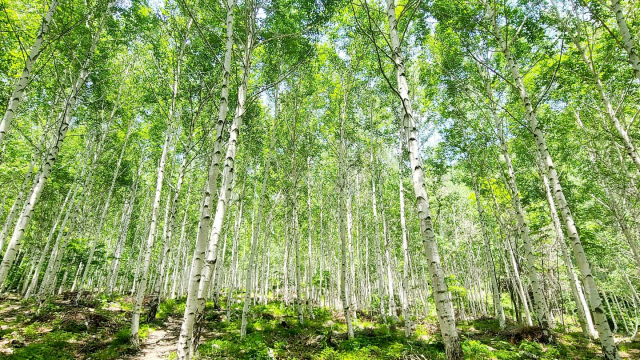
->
[566,17,640,172]
[339,117,355,339]
[76,101,132,301]
[70,262,83,292]
[0,0,59,149]
[498,124,553,338]
[41,192,89,298]
[24,181,77,300]
[347,195,357,317]
[486,180,533,325]
[540,165,597,339]
[0,0,112,286]
[197,19,253,330]
[240,115,278,337]
[306,157,315,318]
[293,205,304,324]
[370,146,386,318]
[398,153,413,336]
[176,1,235,354]
[170,186,192,299]
[130,127,171,343]
[611,0,640,83]
[471,174,505,329]
[384,0,462,357]
[0,152,38,255]
[176,1,241,355]
[108,156,146,294]
[491,7,620,358]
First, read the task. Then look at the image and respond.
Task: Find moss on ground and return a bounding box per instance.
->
[1,295,639,359]
[0,294,136,360]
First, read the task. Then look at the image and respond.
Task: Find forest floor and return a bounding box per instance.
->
[1,294,640,359]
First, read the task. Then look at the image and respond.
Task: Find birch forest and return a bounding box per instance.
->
[2,0,640,359]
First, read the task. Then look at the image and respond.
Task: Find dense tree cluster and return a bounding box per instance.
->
[1,0,640,358]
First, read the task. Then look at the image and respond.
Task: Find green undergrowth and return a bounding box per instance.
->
[182,299,635,360]
[195,302,446,360]
[2,295,640,359]
[0,294,136,360]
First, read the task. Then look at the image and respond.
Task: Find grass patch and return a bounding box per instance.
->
[0,295,637,359]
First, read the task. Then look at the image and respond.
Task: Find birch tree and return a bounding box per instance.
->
[0,1,113,286]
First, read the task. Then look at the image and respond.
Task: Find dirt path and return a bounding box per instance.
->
[129,317,182,360]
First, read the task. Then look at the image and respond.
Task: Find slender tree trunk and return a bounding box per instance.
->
[131,218,149,296]
[611,0,640,84]
[491,7,619,357]
[192,6,254,352]
[176,1,235,357]
[381,202,397,320]
[192,15,254,352]
[0,3,112,285]
[355,175,365,311]
[319,209,325,307]
[149,153,189,320]
[471,173,505,328]
[0,151,38,255]
[226,202,243,321]
[107,198,134,294]
[307,157,315,319]
[145,192,173,321]
[293,205,304,324]
[542,168,596,338]
[170,184,192,299]
[41,191,90,298]
[603,290,618,333]
[130,126,172,343]
[147,17,194,319]
[108,156,146,294]
[37,145,95,298]
[339,116,355,339]
[561,11,640,173]
[398,148,413,336]
[370,138,386,318]
[614,294,630,334]
[23,181,75,299]
[283,214,290,305]
[497,122,553,339]
[347,194,357,319]
[76,101,132,302]
[575,112,640,269]
[384,0,462,357]
[214,222,230,307]
[0,0,59,149]
[70,262,83,292]
[20,254,36,295]
[240,115,277,337]
[487,180,533,326]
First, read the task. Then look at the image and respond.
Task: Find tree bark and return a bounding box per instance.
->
[0,0,59,149]
[491,6,619,358]
[339,114,355,339]
[0,2,112,285]
[176,1,236,357]
[471,173,505,329]
[611,0,640,84]
[563,11,640,173]
[130,126,172,342]
[398,145,413,336]
[541,166,596,339]
[497,121,553,339]
[240,115,278,337]
[384,0,463,357]
[24,180,76,300]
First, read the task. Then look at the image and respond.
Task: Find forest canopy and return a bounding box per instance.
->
[1,0,640,359]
